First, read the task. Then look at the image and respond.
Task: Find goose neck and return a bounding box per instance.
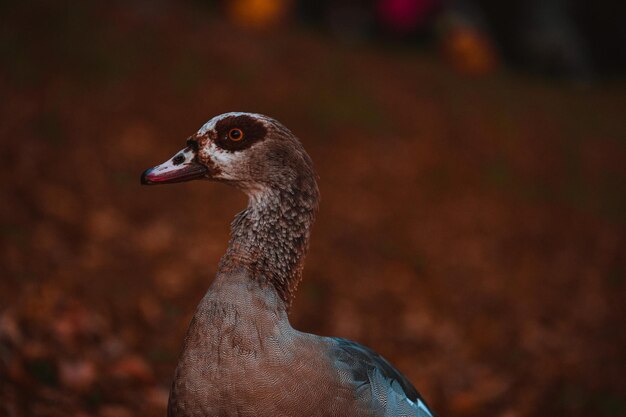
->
[218,183,318,307]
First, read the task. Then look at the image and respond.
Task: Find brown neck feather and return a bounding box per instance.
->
[218,176,318,309]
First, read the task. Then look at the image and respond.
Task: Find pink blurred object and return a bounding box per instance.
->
[377,0,438,33]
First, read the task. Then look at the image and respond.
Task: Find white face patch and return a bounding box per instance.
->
[198,141,246,181]
[199,139,272,199]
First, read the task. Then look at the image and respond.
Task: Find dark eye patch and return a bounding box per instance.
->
[214,115,268,152]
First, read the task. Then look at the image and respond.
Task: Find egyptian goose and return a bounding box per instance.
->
[141,112,436,417]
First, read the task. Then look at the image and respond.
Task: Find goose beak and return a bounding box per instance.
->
[141,147,208,185]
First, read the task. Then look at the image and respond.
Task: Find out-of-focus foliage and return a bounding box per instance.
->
[227,0,289,30]
[0,1,625,417]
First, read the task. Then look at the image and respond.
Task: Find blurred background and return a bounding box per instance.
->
[1,1,625,416]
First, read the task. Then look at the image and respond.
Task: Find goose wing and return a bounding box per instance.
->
[330,338,436,417]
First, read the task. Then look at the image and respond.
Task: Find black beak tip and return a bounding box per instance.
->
[141,169,154,185]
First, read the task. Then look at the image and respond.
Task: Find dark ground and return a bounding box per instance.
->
[1,2,625,417]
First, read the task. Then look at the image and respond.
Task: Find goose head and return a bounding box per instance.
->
[141,112,316,196]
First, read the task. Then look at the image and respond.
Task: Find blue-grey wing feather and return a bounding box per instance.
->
[330,337,436,417]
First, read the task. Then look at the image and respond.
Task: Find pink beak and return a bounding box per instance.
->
[141,147,208,185]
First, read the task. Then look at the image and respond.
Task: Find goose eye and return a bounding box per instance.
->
[228,128,244,141]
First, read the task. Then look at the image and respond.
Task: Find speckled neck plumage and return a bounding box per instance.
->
[218,174,319,309]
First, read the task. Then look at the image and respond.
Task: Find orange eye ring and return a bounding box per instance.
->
[228,128,244,141]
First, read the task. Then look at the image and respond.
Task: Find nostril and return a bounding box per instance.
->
[172,154,185,165]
